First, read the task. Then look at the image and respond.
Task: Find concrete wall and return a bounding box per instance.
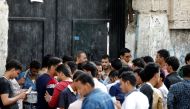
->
[0,0,8,75]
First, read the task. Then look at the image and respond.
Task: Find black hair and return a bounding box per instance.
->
[120,71,136,86]
[160,69,165,82]
[185,53,190,64]
[47,57,62,69]
[140,62,159,82]
[133,67,144,75]
[118,67,133,78]
[67,61,77,74]
[111,58,122,70]
[132,58,145,68]
[82,61,97,77]
[101,54,110,60]
[94,61,101,66]
[75,73,95,87]
[30,60,41,69]
[165,56,180,71]
[109,70,118,78]
[72,70,84,81]
[120,48,131,56]
[75,50,86,61]
[62,55,73,63]
[142,56,154,63]
[42,54,53,68]
[6,59,22,71]
[157,49,170,61]
[183,65,190,77]
[56,64,71,77]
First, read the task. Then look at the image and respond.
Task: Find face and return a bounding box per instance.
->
[96,65,103,75]
[101,58,110,70]
[165,63,172,73]
[155,53,163,65]
[30,68,40,76]
[134,73,142,85]
[76,81,90,97]
[77,53,87,64]
[154,72,160,85]
[11,69,21,79]
[120,79,128,93]
[121,53,131,63]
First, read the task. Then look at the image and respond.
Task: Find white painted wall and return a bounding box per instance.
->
[0,0,8,75]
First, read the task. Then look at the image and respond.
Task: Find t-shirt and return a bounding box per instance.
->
[36,73,57,109]
[58,85,78,109]
[0,77,18,109]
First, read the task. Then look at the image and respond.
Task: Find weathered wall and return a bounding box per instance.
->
[0,0,8,75]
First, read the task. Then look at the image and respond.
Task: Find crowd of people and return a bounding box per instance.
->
[0,48,190,109]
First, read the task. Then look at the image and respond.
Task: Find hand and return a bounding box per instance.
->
[19,92,27,100]
[115,100,121,109]
[44,91,51,102]
[17,78,25,85]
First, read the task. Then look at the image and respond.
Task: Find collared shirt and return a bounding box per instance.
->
[122,91,149,109]
[82,89,114,109]
[164,72,183,89]
[93,78,108,93]
[106,80,120,92]
[167,80,190,109]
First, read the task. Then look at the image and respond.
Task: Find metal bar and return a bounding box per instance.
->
[9,17,46,21]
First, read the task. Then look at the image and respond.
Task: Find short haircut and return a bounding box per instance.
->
[185,53,190,64]
[72,70,84,81]
[30,60,41,69]
[118,67,133,78]
[111,58,122,70]
[82,61,97,77]
[101,54,110,60]
[160,69,165,82]
[75,51,86,60]
[120,71,136,86]
[42,54,53,68]
[56,64,71,77]
[6,59,22,71]
[132,58,145,68]
[47,57,62,69]
[120,48,131,56]
[109,70,118,78]
[182,65,190,77]
[157,49,170,60]
[142,56,154,63]
[140,62,159,82]
[67,61,77,74]
[165,56,180,71]
[94,61,101,66]
[62,55,73,63]
[133,67,144,75]
[75,73,95,87]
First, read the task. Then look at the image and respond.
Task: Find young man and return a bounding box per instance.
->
[140,63,163,109]
[167,65,190,109]
[101,54,111,85]
[132,58,145,70]
[164,56,183,89]
[178,52,190,77]
[120,48,132,68]
[36,57,62,109]
[75,51,87,65]
[0,59,27,109]
[118,71,149,109]
[44,64,72,108]
[155,49,170,75]
[58,70,83,109]
[75,73,115,109]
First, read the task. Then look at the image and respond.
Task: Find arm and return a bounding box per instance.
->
[48,86,61,108]
[0,92,26,106]
[167,86,175,109]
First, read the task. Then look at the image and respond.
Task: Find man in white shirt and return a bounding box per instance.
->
[116,71,149,109]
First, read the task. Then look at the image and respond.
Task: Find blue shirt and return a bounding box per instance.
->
[16,70,37,90]
[82,89,114,109]
[167,80,190,109]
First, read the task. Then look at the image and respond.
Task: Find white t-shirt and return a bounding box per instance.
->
[93,78,108,93]
[122,91,149,109]
[68,98,83,109]
[159,83,168,109]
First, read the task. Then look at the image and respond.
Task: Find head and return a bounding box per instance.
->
[120,48,131,63]
[101,54,111,70]
[111,58,122,71]
[5,59,22,79]
[132,58,145,70]
[62,55,73,64]
[120,71,136,93]
[185,53,190,64]
[47,57,62,76]
[165,56,180,73]
[155,49,170,66]
[118,67,133,78]
[67,61,77,75]
[42,54,53,68]
[133,67,143,85]
[182,65,190,78]
[142,56,154,65]
[140,63,160,86]
[56,64,71,81]
[82,61,97,77]
[29,60,41,76]
[75,51,87,64]
[75,73,95,97]
[72,70,84,91]
[94,61,103,75]
[155,69,165,88]
[109,70,118,83]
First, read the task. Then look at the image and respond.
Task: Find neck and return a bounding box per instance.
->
[184,77,190,80]
[160,62,166,68]
[3,72,11,80]
[127,86,135,93]
[47,71,54,77]
[148,79,156,87]
[104,69,111,74]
